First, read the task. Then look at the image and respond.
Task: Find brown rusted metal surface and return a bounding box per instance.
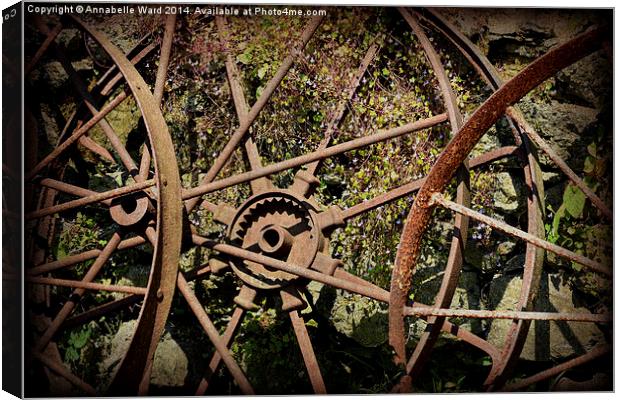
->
[404,307,610,323]
[26,276,148,295]
[415,8,549,389]
[26,178,155,220]
[506,107,612,220]
[388,23,607,373]
[176,273,255,394]
[184,16,324,213]
[70,17,184,395]
[289,308,327,393]
[182,113,448,200]
[433,194,610,276]
[503,344,611,391]
[398,8,471,383]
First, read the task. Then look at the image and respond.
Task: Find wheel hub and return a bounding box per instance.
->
[227,190,322,290]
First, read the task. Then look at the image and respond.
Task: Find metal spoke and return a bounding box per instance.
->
[195,304,248,395]
[26,89,130,180]
[176,273,255,395]
[503,344,611,391]
[26,178,155,220]
[153,15,176,105]
[507,107,612,220]
[26,276,147,296]
[34,232,123,353]
[185,16,324,213]
[38,178,111,205]
[28,235,146,276]
[33,351,97,395]
[182,114,447,200]
[288,308,327,394]
[432,194,610,276]
[305,34,381,177]
[63,295,142,329]
[404,307,610,323]
[25,22,63,75]
[215,16,272,195]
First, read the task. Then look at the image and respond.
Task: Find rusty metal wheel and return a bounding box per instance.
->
[388,7,612,392]
[25,15,182,395]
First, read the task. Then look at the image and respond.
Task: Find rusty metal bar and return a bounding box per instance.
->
[25,22,63,75]
[305,35,381,177]
[215,16,272,195]
[33,351,97,395]
[340,145,519,221]
[176,273,255,395]
[432,194,610,276]
[341,178,425,220]
[182,113,447,200]
[34,232,123,353]
[28,235,146,276]
[404,307,610,323]
[185,16,324,213]
[38,178,112,206]
[506,107,612,220]
[26,178,155,220]
[26,276,147,296]
[468,146,520,169]
[26,89,129,180]
[63,295,141,329]
[503,344,611,391]
[195,301,249,394]
[77,135,115,162]
[153,15,176,105]
[99,41,159,97]
[289,309,327,393]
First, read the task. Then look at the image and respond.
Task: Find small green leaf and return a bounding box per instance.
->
[237,51,251,65]
[587,142,597,157]
[583,156,595,173]
[257,65,268,80]
[563,184,586,218]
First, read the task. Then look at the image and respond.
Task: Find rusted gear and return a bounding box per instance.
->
[227,191,322,289]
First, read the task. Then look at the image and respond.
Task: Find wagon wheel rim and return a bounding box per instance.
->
[25,15,182,395]
[388,10,611,392]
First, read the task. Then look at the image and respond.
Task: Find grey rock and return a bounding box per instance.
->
[43,61,69,90]
[493,171,524,213]
[328,291,388,347]
[100,321,189,389]
[55,29,81,52]
[556,51,612,109]
[519,99,598,170]
[487,273,606,361]
[497,241,516,256]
